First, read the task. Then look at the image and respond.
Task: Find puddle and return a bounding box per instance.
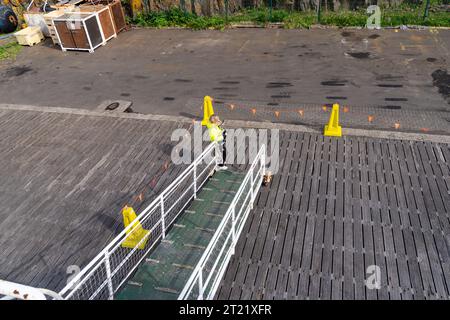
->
[121,93,131,97]
[267,102,279,106]
[83,86,92,91]
[368,34,380,39]
[163,97,175,101]
[427,58,437,63]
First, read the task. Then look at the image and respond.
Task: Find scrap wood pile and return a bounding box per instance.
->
[20,0,126,52]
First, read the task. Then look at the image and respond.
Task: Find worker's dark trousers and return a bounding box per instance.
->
[219,130,227,167]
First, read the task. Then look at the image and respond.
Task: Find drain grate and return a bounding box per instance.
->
[105,102,120,111]
[95,100,134,113]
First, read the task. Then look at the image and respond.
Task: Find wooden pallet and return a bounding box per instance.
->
[43,10,65,45]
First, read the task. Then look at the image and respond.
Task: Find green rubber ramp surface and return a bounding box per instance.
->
[116,170,244,300]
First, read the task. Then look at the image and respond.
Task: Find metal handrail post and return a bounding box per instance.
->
[104,253,114,300]
[231,205,236,255]
[193,159,197,199]
[198,270,204,300]
[160,196,166,239]
[250,168,255,208]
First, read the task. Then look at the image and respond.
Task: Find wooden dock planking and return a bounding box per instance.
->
[218,132,450,300]
[0,109,198,291]
[1,107,449,300]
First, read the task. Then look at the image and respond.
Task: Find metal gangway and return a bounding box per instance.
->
[0,142,265,300]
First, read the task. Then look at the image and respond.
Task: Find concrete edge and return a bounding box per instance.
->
[1,103,449,144]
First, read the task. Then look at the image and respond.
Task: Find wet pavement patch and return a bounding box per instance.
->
[326,96,347,100]
[163,97,175,101]
[266,82,293,88]
[376,75,404,81]
[213,87,238,91]
[431,69,450,103]
[383,105,402,110]
[385,98,408,101]
[4,66,33,77]
[341,31,354,37]
[121,93,131,97]
[174,79,192,83]
[377,84,403,88]
[271,94,291,99]
[83,86,92,91]
[134,75,148,79]
[219,81,240,84]
[427,58,437,63]
[347,52,371,59]
[321,80,347,86]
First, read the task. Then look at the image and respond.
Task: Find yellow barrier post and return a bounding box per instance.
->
[121,205,150,250]
[201,96,215,126]
[324,103,342,137]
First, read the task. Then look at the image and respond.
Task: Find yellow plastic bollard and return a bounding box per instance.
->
[324,103,342,137]
[121,205,150,250]
[201,96,215,126]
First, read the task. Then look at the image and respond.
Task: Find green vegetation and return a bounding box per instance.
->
[0,41,21,60]
[131,4,450,30]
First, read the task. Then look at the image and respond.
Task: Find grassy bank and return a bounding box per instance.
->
[131,4,450,30]
[0,41,21,60]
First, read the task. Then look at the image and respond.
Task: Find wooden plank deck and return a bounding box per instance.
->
[0,109,192,292]
[216,131,450,300]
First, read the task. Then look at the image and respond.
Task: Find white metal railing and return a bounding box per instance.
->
[178,144,266,300]
[58,142,219,300]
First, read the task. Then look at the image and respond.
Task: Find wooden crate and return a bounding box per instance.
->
[53,12,106,53]
[79,5,116,41]
[107,0,126,33]
[96,0,126,33]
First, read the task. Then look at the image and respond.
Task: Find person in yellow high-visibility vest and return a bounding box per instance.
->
[207,115,227,170]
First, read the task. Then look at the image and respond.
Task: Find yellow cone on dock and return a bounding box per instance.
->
[324,103,342,137]
[201,96,215,126]
[121,205,150,250]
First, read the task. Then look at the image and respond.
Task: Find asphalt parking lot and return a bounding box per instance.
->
[0,28,449,133]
